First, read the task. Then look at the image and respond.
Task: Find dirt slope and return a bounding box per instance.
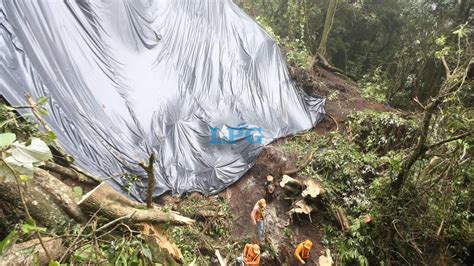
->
[221,65,389,263]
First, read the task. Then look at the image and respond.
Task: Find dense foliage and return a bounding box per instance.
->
[283,108,472,264]
[238,0,473,108]
[253,0,473,264]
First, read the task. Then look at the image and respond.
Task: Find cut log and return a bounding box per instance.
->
[319,249,334,266]
[78,182,194,225]
[33,169,86,223]
[301,179,324,198]
[336,207,350,233]
[288,200,313,216]
[280,175,324,199]
[0,237,64,266]
[0,169,84,232]
[280,175,304,193]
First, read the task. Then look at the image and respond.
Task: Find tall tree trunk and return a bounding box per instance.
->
[318,0,338,57]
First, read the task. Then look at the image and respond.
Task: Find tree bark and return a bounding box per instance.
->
[138,153,156,209]
[78,182,194,226]
[318,0,338,57]
[41,162,98,185]
[0,169,85,232]
[0,237,65,266]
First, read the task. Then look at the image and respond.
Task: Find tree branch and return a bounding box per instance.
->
[428,132,471,150]
[139,153,156,209]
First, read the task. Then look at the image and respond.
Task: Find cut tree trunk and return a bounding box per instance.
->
[280,175,324,199]
[301,179,324,198]
[0,168,85,232]
[78,182,194,226]
[280,175,304,193]
[288,199,313,216]
[0,237,65,266]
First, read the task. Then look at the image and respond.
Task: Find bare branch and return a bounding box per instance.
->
[428,132,471,150]
[138,153,156,209]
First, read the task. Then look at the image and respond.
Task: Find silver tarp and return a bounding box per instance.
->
[0,0,325,200]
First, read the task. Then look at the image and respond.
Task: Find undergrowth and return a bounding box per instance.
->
[280,110,421,264]
[168,195,234,264]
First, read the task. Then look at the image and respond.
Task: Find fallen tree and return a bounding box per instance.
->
[0,168,84,230]
[78,182,195,226]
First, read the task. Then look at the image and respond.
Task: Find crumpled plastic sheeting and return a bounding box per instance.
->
[0,0,325,200]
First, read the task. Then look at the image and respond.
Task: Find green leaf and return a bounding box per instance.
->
[44,131,57,144]
[141,246,152,261]
[19,175,29,182]
[37,96,49,106]
[72,186,83,199]
[0,229,18,256]
[20,223,46,235]
[11,138,52,164]
[0,133,16,148]
[48,261,60,266]
[38,108,49,117]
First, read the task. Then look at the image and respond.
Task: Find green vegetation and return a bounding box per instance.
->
[239,0,472,108]
[281,107,472,264]
[169,195,234,264]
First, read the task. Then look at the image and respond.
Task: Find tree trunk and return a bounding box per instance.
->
[78,182,195,226]
[0,237,65,266]
[0,169,84,234]
[318,0,338,57]
[280,175,324,199]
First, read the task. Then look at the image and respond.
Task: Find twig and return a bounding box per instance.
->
[436,218,445,236]
[24,92,73,164]
[215,249,227,266]
[11,105,35,109]
[59,207,102,263]
[326,113,339,131]
[413,97,426,110]
[92,221,100,260]
[95,211,136,233]
[441,56,451,79]
[428,132,471,150]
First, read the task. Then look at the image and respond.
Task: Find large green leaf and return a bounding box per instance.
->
[10,138,52,164]
[0,133,16,148]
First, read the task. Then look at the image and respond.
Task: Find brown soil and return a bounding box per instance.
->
[220,65,390,263]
